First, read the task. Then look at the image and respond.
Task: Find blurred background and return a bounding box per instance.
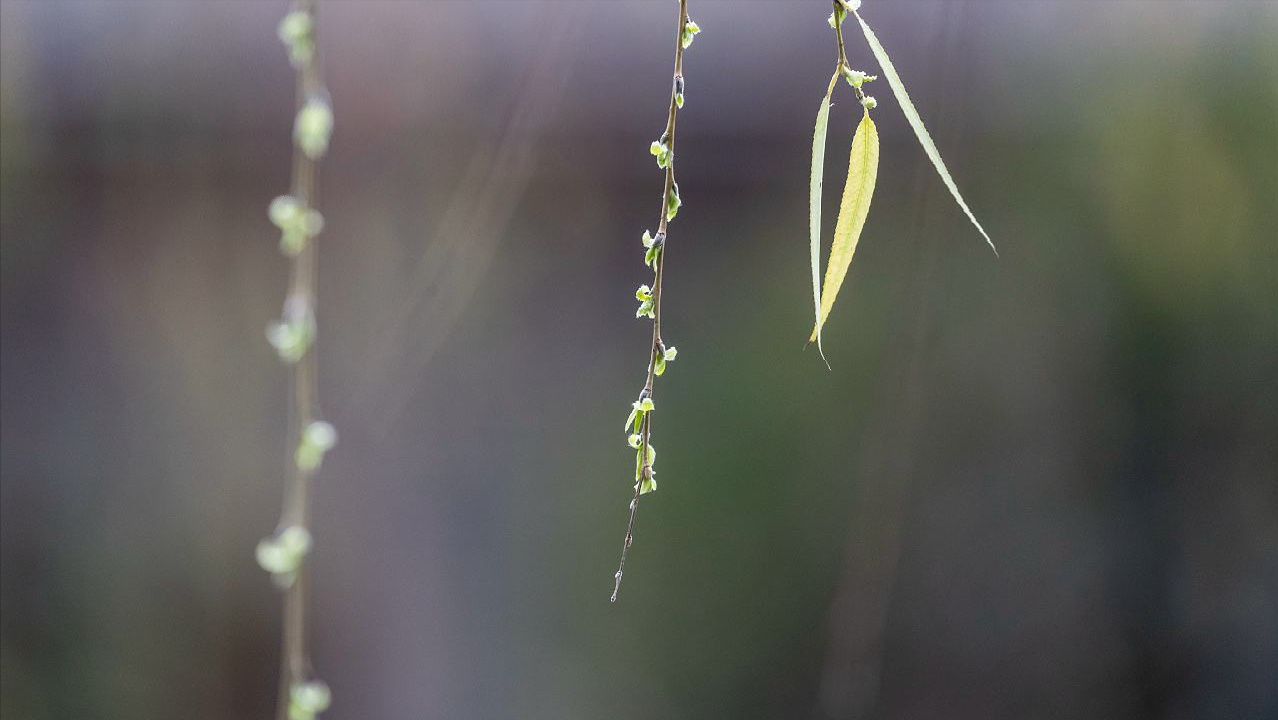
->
[2,1,1276,719]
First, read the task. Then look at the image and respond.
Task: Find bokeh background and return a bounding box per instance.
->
[2,1,1276,719]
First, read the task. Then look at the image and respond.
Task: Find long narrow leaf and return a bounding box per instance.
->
[810,109,879,343]
[810,74,840,365]
[854,10,998,255]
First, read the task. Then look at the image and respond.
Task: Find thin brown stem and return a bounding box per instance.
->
[612,0,689,603]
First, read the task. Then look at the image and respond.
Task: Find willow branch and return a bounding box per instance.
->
[261,1,334,719]
[612,0,690,603]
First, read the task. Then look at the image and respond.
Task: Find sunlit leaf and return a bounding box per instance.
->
[810,109,879,343]
[854,10,997,256]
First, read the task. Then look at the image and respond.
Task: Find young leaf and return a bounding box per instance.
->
[853,10,997,256]
[810,109,879,343]
[809,73,839,366]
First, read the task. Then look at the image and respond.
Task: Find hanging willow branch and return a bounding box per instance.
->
[256,2,336,719]
[611,0,700,603]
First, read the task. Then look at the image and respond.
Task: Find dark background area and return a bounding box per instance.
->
[2,1,1276,719]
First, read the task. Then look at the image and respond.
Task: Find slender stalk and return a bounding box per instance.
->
[612,0,690,603]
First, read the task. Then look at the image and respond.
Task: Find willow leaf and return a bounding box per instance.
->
[854,10,997,255]
[809,74,839,365]
[810,109,879,344]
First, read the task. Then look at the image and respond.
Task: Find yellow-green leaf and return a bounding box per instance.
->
[854,10,997,256]
[809,73,839,365]
[810,109,879,343]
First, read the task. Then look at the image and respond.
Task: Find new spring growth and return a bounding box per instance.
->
[654,342,677,377]
[289,680,332,720]
[277,10,315,68]
[650,138,671,170]
[681,19,701,49]
[666,181,682,221]
[635,284,655,319]
[635,441,657,494]
[269,195,324,257]
[624,394,658,494]
[642,230,665,269]
[256,525,312,588]
[612,0,696,601]
[625,395,655,437]
[267,295,316,364]
[828,0,862,28]
[842,66,877,89]
[294,96,334,160]
[295,420,337,472]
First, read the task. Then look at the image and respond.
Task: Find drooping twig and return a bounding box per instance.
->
[612,0,699,603]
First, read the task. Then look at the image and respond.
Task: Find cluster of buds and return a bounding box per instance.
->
[624,394,658,495]
[269,195,324,257]
[255,525,312,588]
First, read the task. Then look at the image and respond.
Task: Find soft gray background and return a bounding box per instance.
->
[2,1,1276,719]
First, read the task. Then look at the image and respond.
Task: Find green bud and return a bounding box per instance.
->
[635,285,655,319]
[269,196,324,257]
[256,524,312,587]
[650,140,670,169]
[269,195,302,227]
[645,243,661,269]
[842,66,877,88]
[277,11,315,67]
[294,97,334,160]
[861,95,877,110]
[634,442,657,489]
[643,231,665,268]
[304,421,337,451]
[628,433,642,449]
[681,20,701,49]
[266,296,315,363]
[266,314,315,364]
[638,397,654,413]
[829,1,860,29]
[666,182,682,222]
[295,420,337,471]
[289,680,331,720]
[663,346,678,362]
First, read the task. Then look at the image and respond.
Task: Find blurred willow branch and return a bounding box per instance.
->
[256,1,336,719]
